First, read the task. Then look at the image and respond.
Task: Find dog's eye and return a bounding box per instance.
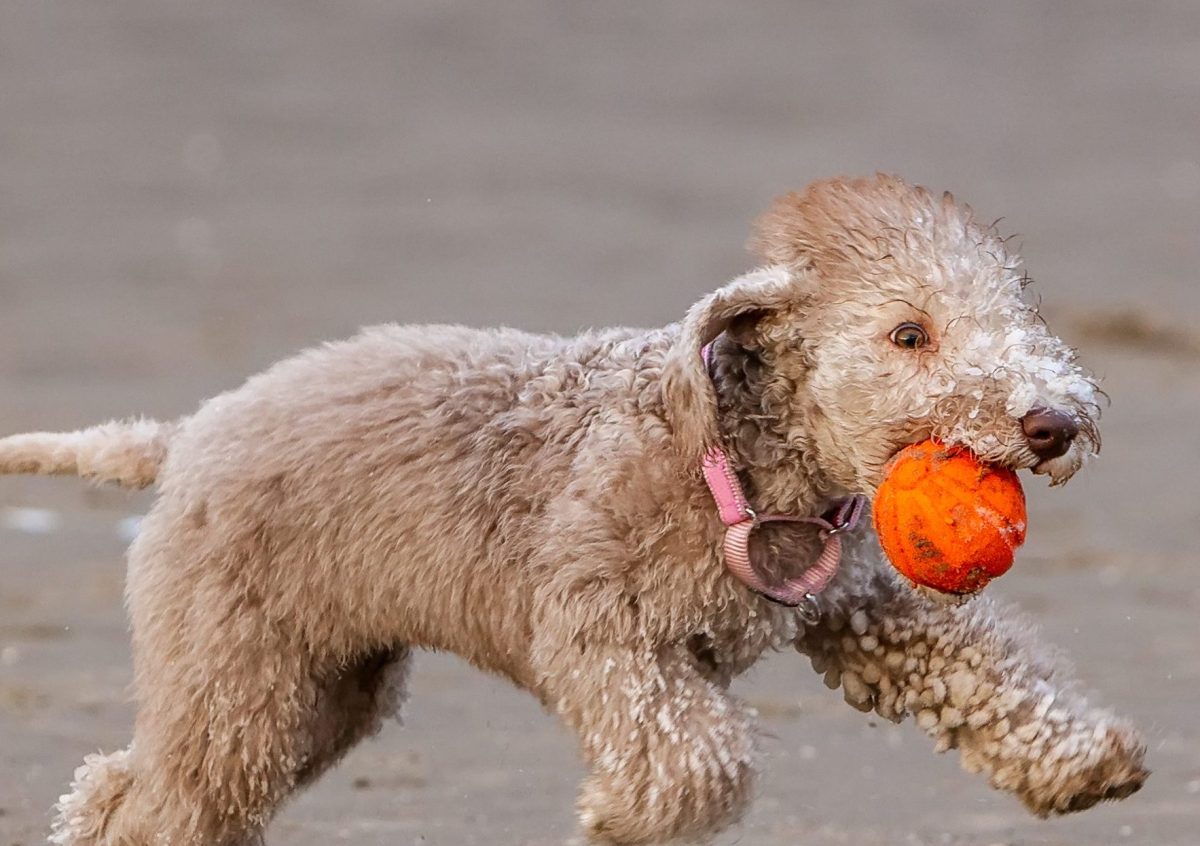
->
[890,322,929,350]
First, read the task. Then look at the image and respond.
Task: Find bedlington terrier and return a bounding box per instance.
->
[0,174,1145,845]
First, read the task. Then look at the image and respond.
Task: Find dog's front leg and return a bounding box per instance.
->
[535,636,758,844]
[797,578,1148,816]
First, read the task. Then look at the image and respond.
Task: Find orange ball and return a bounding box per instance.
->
[873,440,1026,595]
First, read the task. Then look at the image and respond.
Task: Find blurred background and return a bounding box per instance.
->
[1,3,1197,844]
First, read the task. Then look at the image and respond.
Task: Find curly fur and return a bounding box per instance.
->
[0,174,1145,845]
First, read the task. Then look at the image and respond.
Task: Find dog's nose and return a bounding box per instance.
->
[1020,408,1079,460]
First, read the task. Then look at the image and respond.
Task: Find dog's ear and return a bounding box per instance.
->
[662,266,796,462]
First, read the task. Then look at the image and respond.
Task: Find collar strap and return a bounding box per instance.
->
[699,341,867,617]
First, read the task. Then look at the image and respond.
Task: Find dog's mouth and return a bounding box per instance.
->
[947,431,1094,486]
[1024,439,1093,486]
[1031,457,1060,474]
[864,419,1095,497]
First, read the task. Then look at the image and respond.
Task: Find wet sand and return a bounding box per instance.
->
[1,3,1197,844]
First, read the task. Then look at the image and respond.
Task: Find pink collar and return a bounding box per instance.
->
[699,342,866,620]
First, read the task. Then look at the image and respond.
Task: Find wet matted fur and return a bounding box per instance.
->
[1,175,1146,845]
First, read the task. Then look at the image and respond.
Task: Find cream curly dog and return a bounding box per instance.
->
[1,174,1146,845]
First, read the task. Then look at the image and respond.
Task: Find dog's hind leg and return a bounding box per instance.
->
[52,529,411,846]
[52,629,311,845]
[50,747,138,846]
[53,633,410,846]
[295,646,412,790]
[796,579,1149,816]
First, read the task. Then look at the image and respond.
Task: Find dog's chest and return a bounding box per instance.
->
[685,603,796,684]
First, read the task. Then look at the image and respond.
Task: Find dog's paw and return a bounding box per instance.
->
[1014,720,1149,817]
[577,774,651,845]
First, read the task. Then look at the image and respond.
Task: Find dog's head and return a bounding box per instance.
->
[665,174,1100,496]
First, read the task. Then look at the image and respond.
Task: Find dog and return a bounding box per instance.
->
[0,174,1146,845]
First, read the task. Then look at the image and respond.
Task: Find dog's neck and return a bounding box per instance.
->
[707,337,839,514]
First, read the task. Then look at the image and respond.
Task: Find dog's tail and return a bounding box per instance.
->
[0,418,175,489]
